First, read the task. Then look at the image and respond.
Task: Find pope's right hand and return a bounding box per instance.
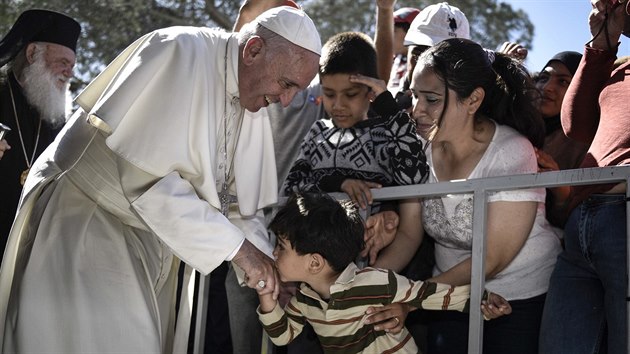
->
[232,239,280,300]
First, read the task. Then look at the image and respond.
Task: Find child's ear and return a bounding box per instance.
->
[308,253,326,273]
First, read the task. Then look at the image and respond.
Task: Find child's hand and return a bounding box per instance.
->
[258,291,278,314]
[278,281,298,308]
[341,179,381,209]
[349,74,387,98]
[481,292,512,320]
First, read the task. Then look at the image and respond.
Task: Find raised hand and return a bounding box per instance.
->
[498,41,528,61]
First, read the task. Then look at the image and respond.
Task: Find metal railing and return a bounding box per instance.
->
[193,165,630,354]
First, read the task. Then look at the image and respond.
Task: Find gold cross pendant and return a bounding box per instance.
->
[20,168,29,186]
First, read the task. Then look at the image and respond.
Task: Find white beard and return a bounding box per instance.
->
[21,54,69,128]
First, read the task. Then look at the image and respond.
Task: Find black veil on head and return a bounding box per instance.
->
[0,9,81,67]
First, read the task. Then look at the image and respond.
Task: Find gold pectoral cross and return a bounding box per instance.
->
[218,182,237,216]
[20,168,29,186]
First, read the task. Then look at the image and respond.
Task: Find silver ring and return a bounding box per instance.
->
[257,279,267,289]
[393,317,400,325]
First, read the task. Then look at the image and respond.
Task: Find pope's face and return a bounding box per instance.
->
[238,37,319,112]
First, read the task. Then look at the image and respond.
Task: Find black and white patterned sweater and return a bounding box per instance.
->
[282,92,428,213]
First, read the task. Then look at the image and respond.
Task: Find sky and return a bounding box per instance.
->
[501,0,630,72]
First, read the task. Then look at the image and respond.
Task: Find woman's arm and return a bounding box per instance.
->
[373,198,423,272]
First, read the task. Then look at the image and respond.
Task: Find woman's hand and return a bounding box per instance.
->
[589,0,626,49]
[535,148,571,203]
[364,302,413,333]
[535,148,560,172]
[481,292,513,320]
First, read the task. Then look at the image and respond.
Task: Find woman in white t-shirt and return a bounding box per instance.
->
[374,38,562,354]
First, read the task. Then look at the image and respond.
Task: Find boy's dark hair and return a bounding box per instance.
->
[269,193,365,273]
[319,31,378,79]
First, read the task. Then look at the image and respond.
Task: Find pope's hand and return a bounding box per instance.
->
[231,239,280,300]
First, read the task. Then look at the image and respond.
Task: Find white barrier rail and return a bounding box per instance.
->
[368,165,630,354]
[193,165,630,354]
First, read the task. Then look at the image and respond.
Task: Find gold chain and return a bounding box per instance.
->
[8,77,41,184]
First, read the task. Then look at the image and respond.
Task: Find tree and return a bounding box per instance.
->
[302,0,534,51]
[0,0,242,87]
[0,0,533,89]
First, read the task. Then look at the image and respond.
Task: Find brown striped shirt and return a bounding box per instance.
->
[258,263,480,353]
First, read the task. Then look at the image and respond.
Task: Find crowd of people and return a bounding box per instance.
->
[0,0,627,353]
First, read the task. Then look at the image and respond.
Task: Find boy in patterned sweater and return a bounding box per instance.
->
[257,193,511,354]
[282,31,427,217]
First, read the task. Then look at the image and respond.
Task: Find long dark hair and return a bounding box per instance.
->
[416,38,544,148]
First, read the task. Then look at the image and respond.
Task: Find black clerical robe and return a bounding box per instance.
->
[0,72,60,258]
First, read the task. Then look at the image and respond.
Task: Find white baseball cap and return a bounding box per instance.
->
[256,6,322,55]
[404,2,470,47]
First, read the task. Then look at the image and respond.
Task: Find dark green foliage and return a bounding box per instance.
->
[0,0,533,93]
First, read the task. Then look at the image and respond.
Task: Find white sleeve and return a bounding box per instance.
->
[130,171,245,275]
[486,130,545,203]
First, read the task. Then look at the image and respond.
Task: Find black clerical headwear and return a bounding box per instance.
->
[0,9,81,67]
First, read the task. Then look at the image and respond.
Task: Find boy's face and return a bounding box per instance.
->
[321,73,372,128]
[273,236,309,283]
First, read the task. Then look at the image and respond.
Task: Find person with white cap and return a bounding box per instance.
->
[0,9,80,262]
[0,5,320,353]
[393,2,470,111]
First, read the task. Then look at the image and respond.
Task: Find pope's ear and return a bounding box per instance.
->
[242,36,265,66]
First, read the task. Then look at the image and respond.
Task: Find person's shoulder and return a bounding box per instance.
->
[487,123,537,171]
[492,123,533,151]
[352,266,391,283]
[149,26,230,45]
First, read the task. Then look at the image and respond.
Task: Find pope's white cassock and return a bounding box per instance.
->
[0,26,278,353]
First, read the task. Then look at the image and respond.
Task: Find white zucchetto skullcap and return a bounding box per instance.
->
[256,6,322,55]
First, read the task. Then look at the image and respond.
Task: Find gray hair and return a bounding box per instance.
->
[7,42,46,79]
[238,23,297,59]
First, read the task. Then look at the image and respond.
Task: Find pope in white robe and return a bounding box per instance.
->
[0,6,320,353]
